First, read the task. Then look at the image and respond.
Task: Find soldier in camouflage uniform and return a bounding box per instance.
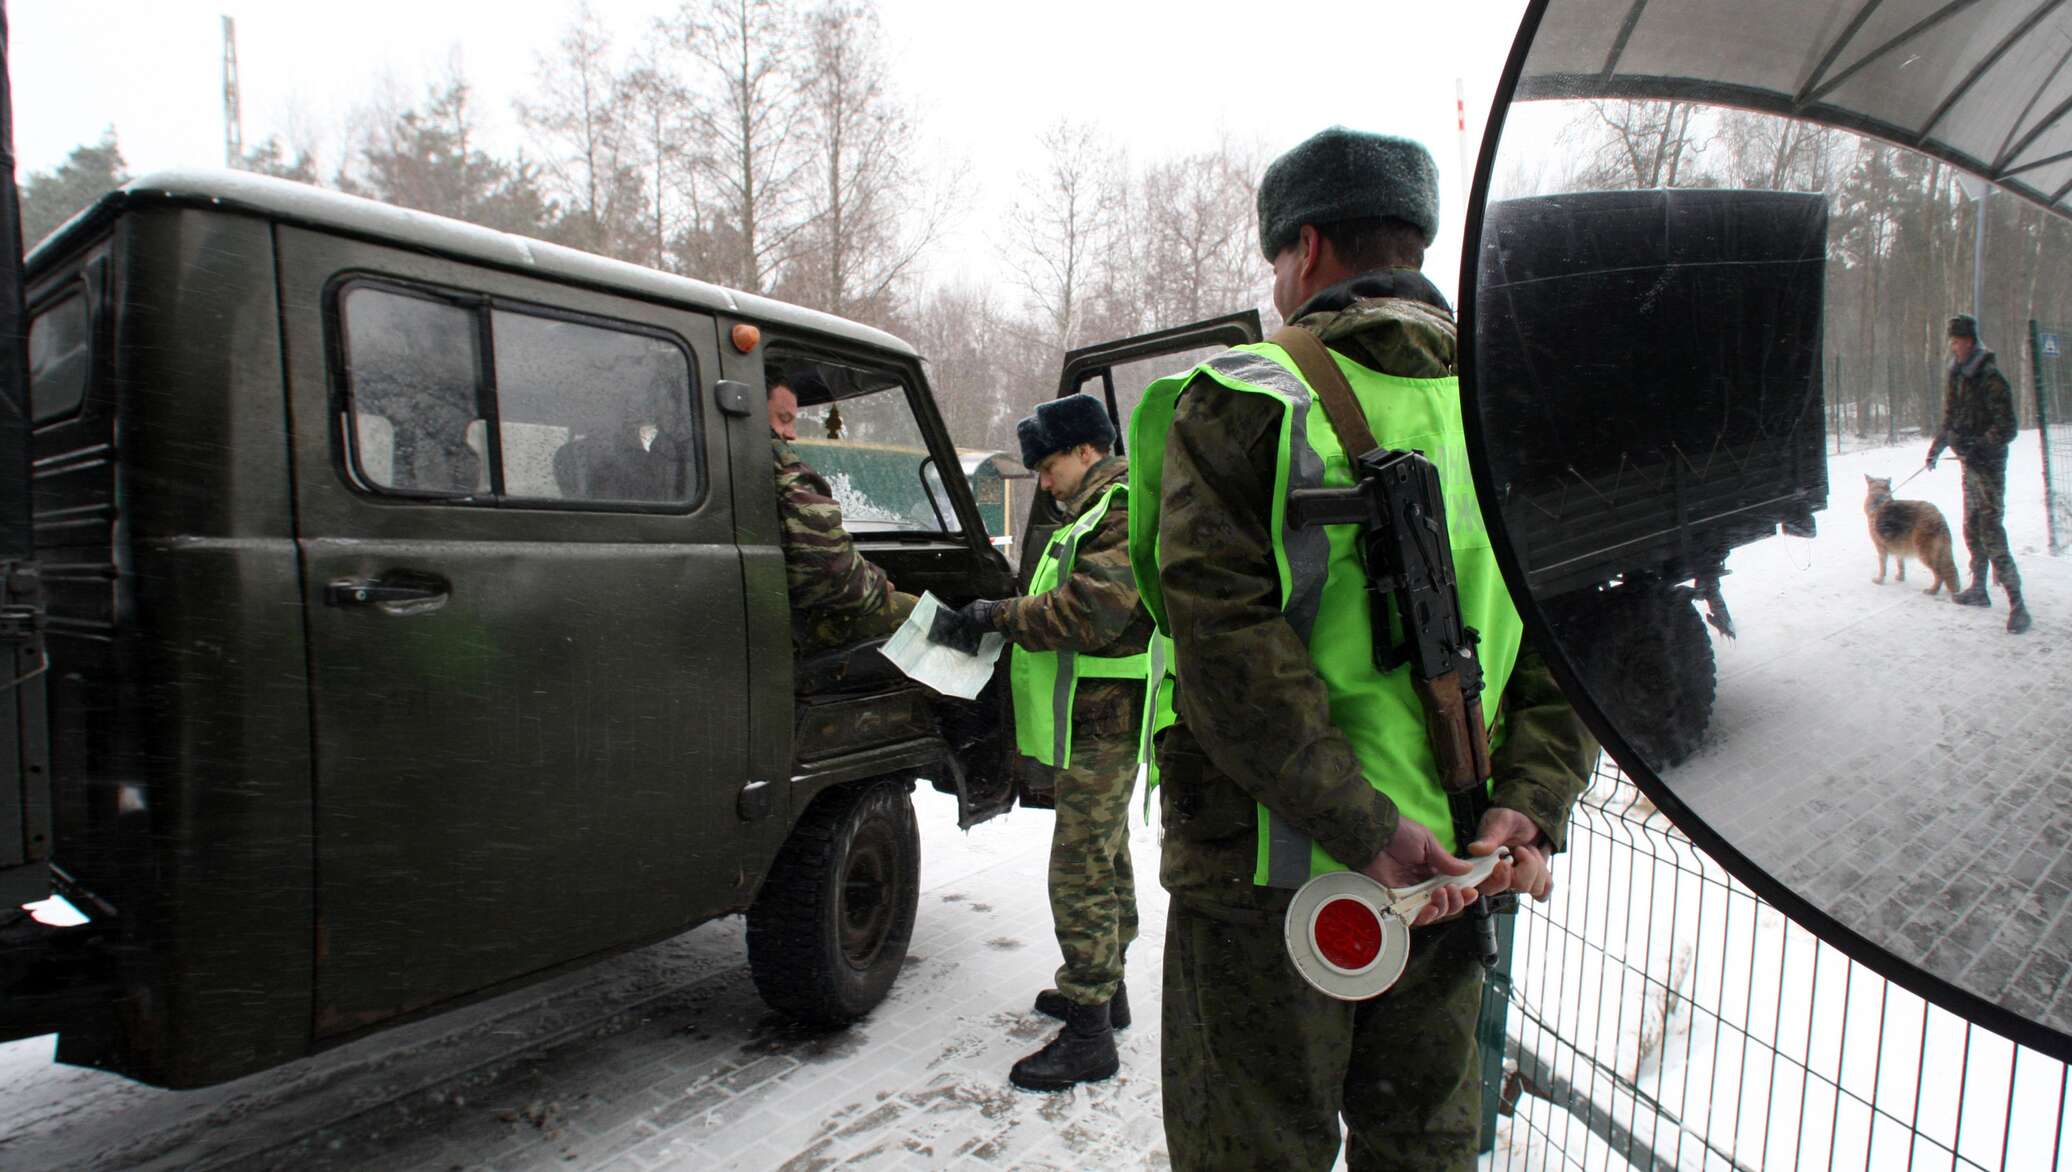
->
[933,394,1160,1092]
[1128,129,1597,1170]
[1927,314,2031,634]
[769,374,916,651]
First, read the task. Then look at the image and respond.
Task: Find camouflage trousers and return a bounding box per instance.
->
[796,590,917,653]
[1962,460,2023,592]
[1162,896,1485,1172]
[1049,734,1141,1005]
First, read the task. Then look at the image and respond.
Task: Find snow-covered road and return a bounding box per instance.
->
[1662,432,2072,1038]
[0,797,1173,1170]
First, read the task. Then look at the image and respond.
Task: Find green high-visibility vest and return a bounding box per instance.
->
[1011,482,1176,771]
[1126,340,1524,886]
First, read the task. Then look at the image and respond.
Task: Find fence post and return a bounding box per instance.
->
[1477,912,1515,1154]
[2034,319,2059,556]
[1833,353,1843,455]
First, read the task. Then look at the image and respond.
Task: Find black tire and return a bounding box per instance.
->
[1557,586,1717,769]
[747,779,920,1026]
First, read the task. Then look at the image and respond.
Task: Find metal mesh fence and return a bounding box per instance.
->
[2034,320,2072,556]
[1489,757,2070,1171]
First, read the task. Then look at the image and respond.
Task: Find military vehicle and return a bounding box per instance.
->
[1474,188,1831,767]
[0,170,1240,1089]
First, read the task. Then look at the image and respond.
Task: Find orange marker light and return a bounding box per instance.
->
[731,323,761,353]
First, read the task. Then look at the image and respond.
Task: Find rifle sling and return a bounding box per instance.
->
[1277,324,1498,853]
[1270,325,1381,459]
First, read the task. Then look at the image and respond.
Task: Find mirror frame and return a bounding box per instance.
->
[1457,0,2072,1065]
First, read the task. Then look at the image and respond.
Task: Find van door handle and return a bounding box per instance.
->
[326,576,449,608]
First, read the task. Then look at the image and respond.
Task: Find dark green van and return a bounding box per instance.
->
[0,170,1042,1089]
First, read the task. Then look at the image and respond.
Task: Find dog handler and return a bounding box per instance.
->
[1927,313,2031,634]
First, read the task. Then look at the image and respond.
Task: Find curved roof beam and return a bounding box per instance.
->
[1918,0,2069,141]
[1999,91,2072,171]
[1600,0,1655,76]
[1796,0,1890,104]
[1802,0,1987,108]
[2002,144,2072,176]
[1995,37,2072,166]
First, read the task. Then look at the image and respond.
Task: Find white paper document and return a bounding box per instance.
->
[881,591,1006,699]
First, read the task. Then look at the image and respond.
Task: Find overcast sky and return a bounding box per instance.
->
[12,0,1535,304]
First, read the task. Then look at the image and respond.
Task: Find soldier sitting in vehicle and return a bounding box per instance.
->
[768,369,917,651]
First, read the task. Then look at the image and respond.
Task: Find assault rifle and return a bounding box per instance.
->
[1286,448,1492,790]
[1286,447,1506,967]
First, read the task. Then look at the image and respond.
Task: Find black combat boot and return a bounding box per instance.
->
[1033,980,1130,1030]
[1952,565,1992,607]
[2006,586,2032,634]
[1008,999,1117,1091]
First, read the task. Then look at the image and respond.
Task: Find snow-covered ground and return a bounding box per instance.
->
[0,795,1173,1170]
[2,434,2066,1172]
[1500,770,2072,1172]
[1653,430,2072,1039]
[1499,429,2072,1171]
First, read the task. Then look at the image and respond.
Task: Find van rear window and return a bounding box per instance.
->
[336,282,700,509]
[29,292,91,423]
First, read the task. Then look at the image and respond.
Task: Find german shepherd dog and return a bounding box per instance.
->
[1864,475,1962,596]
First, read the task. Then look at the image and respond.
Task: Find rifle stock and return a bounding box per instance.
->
[1413,670,1492,794]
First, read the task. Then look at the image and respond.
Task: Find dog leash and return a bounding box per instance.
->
[1894,464,1931,491]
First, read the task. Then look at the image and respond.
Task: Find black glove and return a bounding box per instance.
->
[929,599,999,655]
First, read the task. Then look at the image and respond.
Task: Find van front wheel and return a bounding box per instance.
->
[747,779,920,1026]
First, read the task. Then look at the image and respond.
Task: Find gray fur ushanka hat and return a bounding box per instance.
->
[1257,126,1441,259]
[1017,394,1115,470]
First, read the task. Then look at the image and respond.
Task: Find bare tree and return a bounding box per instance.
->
[1572,99,1715,189]
[1130,141,1265,330]
[1716,109,1842,191]
[519,3,648,256]
[664,0,808,293]
[1009,120,1122,352]
[783,2,944,325]
[904,282,1029,449]
[618,46,693,271]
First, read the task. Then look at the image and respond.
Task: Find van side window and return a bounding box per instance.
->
[336,282,699,508]
[493,309,696,505]
[340,287,487,496]
[29,292,92,423]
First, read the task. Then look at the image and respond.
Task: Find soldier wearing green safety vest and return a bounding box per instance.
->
[931,392,1172,1093]
[1127,127,1597,1171]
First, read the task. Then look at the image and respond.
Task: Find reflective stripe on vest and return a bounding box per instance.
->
[1010,482,1173,770]
[1126,340,1523,885]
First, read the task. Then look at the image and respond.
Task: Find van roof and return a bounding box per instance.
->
[31,167,918,359]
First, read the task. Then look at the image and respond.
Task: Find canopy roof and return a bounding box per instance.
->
[1515,0,2072,219]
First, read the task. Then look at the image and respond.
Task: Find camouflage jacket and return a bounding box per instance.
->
[995,455,1156,742]
[1932,349,2018,465]
[1153,268,1598,908]
[775,438,895,644]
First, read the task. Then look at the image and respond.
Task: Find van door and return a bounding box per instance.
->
[0,52,43,907]
[1018,312,1264,590]
[277,229,746,1037]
